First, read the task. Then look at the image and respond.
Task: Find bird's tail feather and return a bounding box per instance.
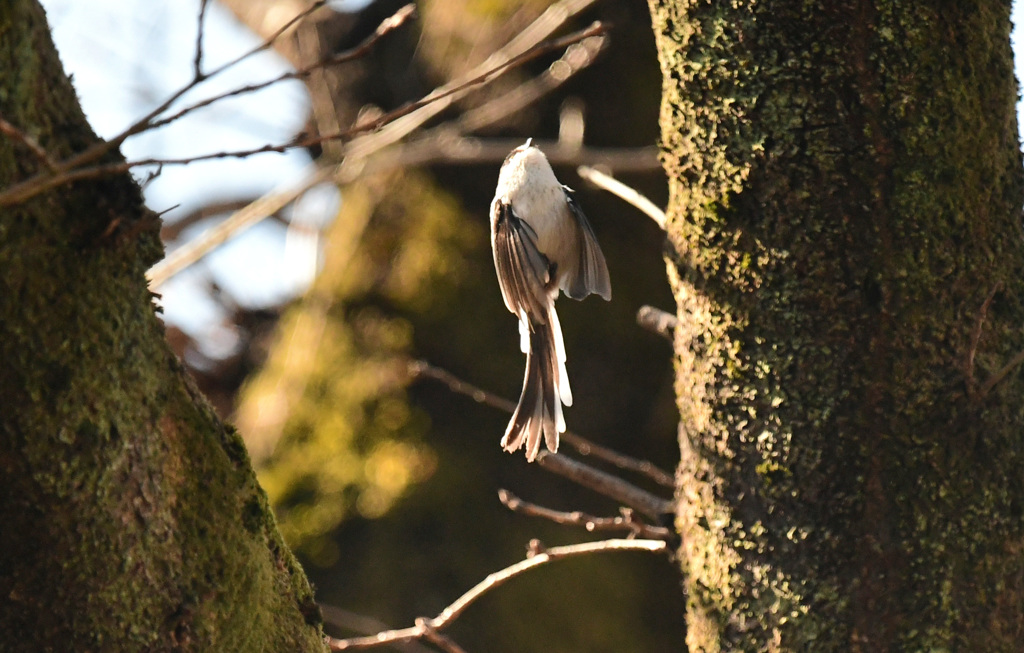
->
[501,307,570,461]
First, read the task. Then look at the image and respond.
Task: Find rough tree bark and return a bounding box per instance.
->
[649,0,1024,650]
[0,2,326,651]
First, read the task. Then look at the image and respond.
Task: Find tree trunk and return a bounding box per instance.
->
[648,0,1024,649]
[0,2,325,651]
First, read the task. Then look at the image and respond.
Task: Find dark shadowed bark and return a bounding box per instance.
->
[649,0,1024,649]
[0,2,326,651]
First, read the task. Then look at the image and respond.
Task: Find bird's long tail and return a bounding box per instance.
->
[501,306,572,461]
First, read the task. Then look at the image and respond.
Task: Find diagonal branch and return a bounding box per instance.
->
[977,348,1024,398]
[498,489,672,540]
[636,305,678,341]
[408,360,674,488]
[577,165,666,229]
[535,451,673,520]
[325,538,667,651]
[148,5,418,135]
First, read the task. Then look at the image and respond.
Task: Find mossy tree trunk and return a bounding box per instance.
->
[0,3,326,651]
[648,0,1024,649]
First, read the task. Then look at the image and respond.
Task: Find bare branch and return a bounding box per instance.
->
[6,20,609,213]
[320,605,434,653]
[144,0,606,286]
[147,164,334,288]
[0,1,333,208]
[408,359,674,488]
[459,35,607,134]
[577,165,666,229]
[355,137,660,175]
[329,21,608,159]
[637,305,678,341]
[499,489,672,540]
[414,619,468,653]
[325,538,667,651]
[194,0,211,78]
[535,451,673,520]
[147,5,417,135]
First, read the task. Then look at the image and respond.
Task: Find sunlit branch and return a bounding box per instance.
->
[352,138,660,176]
[147,163,333,288]
[498,489,672,540]
[325,538,667,651]
[319,605,434,653]
[636,305,678,341]
[326,21,608,160]
[408,360,674,488]
[577,165,666,229]
[535,451,673,520]
[458,35,607,134]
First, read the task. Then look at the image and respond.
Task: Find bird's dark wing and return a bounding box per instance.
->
[562,187,611,301]
[491,200,551,322]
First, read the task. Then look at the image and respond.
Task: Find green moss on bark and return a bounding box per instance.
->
[649,0,1024,650]
[0,2,325,650]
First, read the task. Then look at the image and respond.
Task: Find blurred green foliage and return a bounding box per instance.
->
[237,172,479,565]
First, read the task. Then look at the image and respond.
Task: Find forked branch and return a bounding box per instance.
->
[325,538,667,651]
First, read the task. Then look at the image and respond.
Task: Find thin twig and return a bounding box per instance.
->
[148,5,417,134]
[636,305,678,341]
[458,35,607,134]
[499,489,671,540]
[320,605,434,653]
[353,138,660,176]
[535,451,673,520]
[0,1,332,208]
[966,282,1001,396]
[414,620,468,653]
[194,0,211,78]
[978,349,1024,398]
[327,21,608,160]
[408,360,674,488]
[577,165,666,229]
[326,538,667,651]
[0,116,58,172]
[4,21,609,212]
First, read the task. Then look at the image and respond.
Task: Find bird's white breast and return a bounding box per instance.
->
[495,147,573,265]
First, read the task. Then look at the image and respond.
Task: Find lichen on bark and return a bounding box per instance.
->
[648,0,1024,649]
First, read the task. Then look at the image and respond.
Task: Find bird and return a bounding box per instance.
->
[489,139,611,462]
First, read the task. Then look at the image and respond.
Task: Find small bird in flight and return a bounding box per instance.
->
[489,139,611,461]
